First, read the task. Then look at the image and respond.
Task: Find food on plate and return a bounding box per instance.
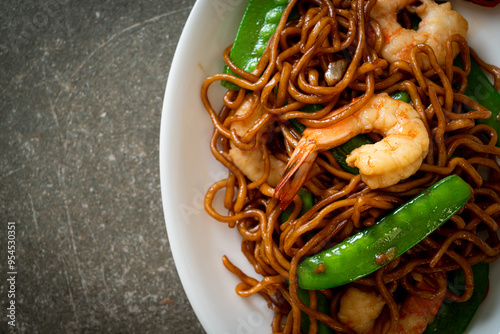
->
[201,0,500,332]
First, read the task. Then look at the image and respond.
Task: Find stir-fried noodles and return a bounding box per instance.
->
[201,0,500,332]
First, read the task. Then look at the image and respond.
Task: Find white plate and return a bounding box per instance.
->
[159,1,500,333]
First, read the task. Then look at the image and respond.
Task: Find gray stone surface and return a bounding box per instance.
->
[0,1,205,333]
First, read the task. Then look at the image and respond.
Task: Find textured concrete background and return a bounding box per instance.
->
[0,0,205,333]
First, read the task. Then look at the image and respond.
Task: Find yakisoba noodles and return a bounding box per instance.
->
[201,0,500,332]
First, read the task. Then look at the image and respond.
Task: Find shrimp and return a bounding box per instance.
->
[370,0,468,67]
[275,93,429,208]
[228,95,286,187]
[338,287,386,334]
[397,281,444,334]
[338,283,444,334]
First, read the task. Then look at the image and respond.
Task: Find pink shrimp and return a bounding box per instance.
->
[338,287,387,334]
[397,281,445,334]
[338,282,444,334]
[370,0,468,67]
[275,93,429,209]
[229,94,286,187]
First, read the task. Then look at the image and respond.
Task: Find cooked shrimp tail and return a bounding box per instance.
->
[275,142,317,210]
[275,104,359,208]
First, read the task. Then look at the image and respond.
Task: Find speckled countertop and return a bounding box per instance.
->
[0,1,205,333]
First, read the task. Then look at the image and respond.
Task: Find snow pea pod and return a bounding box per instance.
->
[424,262,489,334]
[296,288,333,334]
[280,188,314,224]
[461,58,500,147]
[288,104,323,134]
[297,175,472,290]
[389,90,411,103]
[281,191,331,333]
[222,0,290,90]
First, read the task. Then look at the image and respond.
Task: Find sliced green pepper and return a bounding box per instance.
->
[222,0,290,90]
[297,175,472,290]
[460,58,500,147]
[424,262,489,334]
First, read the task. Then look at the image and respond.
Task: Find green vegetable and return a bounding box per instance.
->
[281,190,330,333]
[424,262,489,334]
[296,288,333,334]
[461,58,500,147]
[222,0,290,90]
[389,90,411,103]
[330,135,373,174]
[297,175,472,290]
[280,188,315,223]
[289,104,323,134]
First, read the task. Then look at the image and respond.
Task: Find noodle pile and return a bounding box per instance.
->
[201,0,500,332]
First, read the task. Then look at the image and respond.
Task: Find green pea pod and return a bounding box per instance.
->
[454,57,500,147]
[424,262,489,334]
[296,288,333,334]
[280,188,315,224]
[389,90,411,103]
[289,104,323,134]
[297,175,472,290]
[281,192,331,333]
[461,58,500,147]
[222,0,290,90]
[330,135,373,174]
